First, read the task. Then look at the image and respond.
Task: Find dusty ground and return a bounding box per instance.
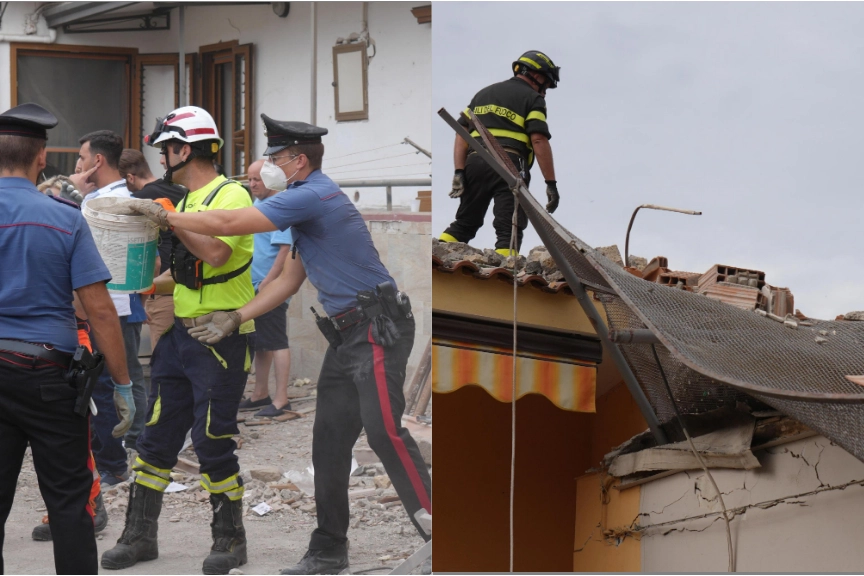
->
[3,373,430,575]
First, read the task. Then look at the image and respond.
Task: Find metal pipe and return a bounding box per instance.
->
[178,5,185,106]
[332,178,430,187]
[625,204,701,268]
[0,29,57,43]
[437,107,669,446]
[385,185,392,211]
[609,329,661,344]
[310,2,317,125]
[403,137,432,158]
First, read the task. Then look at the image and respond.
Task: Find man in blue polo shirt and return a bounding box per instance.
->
[0,103,135,575]
[238,158,295,418]
[129,116,431,576]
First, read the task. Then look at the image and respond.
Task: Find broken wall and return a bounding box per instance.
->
[638,435,864,571]
[289,214,431,381]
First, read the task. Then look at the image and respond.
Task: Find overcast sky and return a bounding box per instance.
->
[432,2,864,320]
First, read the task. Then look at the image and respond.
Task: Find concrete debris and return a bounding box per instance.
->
[417,439,432,466]
[248,467,284,483]
[595,245,624,267]
[842,311,864,321]
[627,255,648,270]
[374,475,392,489]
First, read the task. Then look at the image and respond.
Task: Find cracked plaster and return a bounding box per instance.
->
[639,436,864,572]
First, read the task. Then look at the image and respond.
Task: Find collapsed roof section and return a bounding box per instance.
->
[438,106,864,463]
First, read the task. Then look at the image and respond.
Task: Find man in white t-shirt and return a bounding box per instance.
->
[71,130,144,485]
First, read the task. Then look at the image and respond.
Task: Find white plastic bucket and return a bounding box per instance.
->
[82,197,160,294]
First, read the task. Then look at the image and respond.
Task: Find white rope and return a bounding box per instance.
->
[509,184,520,573]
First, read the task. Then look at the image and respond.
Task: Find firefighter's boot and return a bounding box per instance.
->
[101,483,163,570]
[202,492,247,575]
[280,542,350,575]
[32,492,109,541]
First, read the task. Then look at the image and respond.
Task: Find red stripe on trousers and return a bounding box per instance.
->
[368,325,431,513]
[86,415,97,520]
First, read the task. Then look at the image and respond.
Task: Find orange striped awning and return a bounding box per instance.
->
[432,339,596,412]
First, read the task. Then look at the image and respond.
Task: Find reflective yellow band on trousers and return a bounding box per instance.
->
[206,401,234,440]
[439,232,459,243]
[132,457,172,492]
[201,473,245,501]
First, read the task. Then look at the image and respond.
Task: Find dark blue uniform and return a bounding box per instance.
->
[0,173,112,574]
[258,169,432,551]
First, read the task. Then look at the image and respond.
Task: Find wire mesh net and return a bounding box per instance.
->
[518,187,864,460]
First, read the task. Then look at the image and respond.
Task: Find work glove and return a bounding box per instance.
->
[111,380,136,438]
[545,180,560,214]
[449,169,466,198]
[127,199,172,230]
[188,311,242,345]
[370,315,400,347]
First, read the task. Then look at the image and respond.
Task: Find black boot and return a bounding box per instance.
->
[32,492,109,541]
[202,492,247,575]
[101,483,163,570]
[280,542,350,575]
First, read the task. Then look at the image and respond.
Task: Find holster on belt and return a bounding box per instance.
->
[66,346,105,417]
[311,307,343,348]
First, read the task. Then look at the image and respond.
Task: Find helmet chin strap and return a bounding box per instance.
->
[162,149,195,184]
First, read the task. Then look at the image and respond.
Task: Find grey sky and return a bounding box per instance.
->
[433,2,864,319]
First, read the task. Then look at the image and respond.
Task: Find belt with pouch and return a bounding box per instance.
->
[468,146,524,158]
[0,339,73,368]
[330,307,367,331]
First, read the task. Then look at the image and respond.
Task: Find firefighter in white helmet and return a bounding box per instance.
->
[101,106,256,575]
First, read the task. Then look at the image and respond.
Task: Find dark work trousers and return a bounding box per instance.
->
[0,359,97,575]
[310,313,432,550]
[90,315,129,476]
[136,320,250,485]
[123,320,148,450]
[443,150,531,251]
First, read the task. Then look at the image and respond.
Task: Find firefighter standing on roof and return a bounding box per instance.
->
[100,106,255,576]
[126,115,432,576]
[440,50,562,256]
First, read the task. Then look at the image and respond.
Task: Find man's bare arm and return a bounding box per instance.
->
[259,244,290,292]
[168,206,277,237]
[75,282,129,384]
[173,228,233,268]
[531,134,556,182]
[454,135,469,171]
[237,253,307,322]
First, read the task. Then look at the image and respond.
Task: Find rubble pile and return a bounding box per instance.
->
[432,237,641,286]
[432,238,813,317]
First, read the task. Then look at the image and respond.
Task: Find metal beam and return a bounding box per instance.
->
[44,2,137,28]
[609,329,661,344]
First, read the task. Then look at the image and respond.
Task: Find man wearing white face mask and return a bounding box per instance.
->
[127,115,432,575]
[238,159,294,418]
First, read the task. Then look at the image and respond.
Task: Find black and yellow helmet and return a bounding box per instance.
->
[512,50,561,89]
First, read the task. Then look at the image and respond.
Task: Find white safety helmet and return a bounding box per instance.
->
[144,106,223,153]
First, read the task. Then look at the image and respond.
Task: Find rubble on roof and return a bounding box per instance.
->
[432,238,645,293]
[433,238,798,316]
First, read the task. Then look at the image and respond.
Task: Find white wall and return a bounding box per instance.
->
[639,436,864,572]
[0,2,431,207]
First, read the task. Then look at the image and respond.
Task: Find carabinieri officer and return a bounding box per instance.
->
[128,115,432,575]
[0,103,135,575]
